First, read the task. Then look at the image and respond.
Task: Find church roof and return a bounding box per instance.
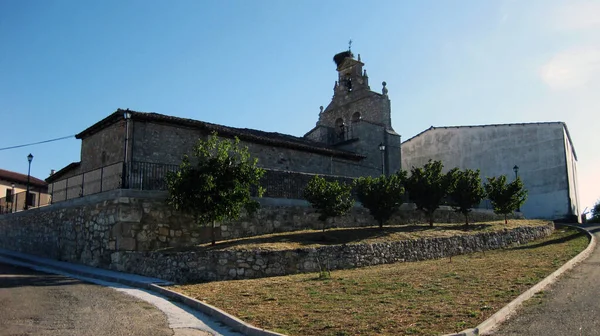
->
[76,109,365,161]
[402,121,577,160]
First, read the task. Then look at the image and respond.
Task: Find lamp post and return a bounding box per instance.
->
[378,142,386,175]
[25,153,33,210]
[513,165,520,212]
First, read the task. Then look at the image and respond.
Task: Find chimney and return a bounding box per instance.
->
[50,169,55,176]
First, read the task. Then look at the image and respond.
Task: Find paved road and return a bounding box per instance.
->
[0,262,175,336]
[489,223,600,335]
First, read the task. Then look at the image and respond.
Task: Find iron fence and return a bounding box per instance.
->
[0,190,51,214]
[124,161,180,190]
[4,159,498,210]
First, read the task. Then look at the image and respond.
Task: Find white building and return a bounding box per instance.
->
[401,122,580,221]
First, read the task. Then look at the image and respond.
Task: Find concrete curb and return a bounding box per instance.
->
[0,251,286,336]
[442,224,596,336]
[150,284,286,336]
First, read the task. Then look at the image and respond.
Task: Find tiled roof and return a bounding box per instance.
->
[402,122,577,160]
[45,162,81,183]
[0,169,48,188]
[76,109,365,161]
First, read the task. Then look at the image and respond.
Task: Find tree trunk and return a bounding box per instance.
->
[504,214,508,225]
[465,213,469,226]
[429,212,434,227]
[379,220,383,229]
[211,220,216,246]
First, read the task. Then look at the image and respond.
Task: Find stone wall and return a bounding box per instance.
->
[130,120,372,178]
[110,223,554,283]
[81,119,126,172]
[0,190,524,272]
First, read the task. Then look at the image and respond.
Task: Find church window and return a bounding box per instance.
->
[352,112,361,122]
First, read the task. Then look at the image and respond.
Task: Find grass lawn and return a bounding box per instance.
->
[171,219,549,252]
[170,226,588,336]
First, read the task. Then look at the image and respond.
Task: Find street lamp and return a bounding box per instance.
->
[25,153,33,210]
[513,165,520,212]
[378,142,386,175]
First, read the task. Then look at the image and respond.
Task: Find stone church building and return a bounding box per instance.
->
[46,49,580,222]
[47,50,400,200]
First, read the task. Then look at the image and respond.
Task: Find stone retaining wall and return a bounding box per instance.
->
[0,189,524,271]
[110,223,554,283]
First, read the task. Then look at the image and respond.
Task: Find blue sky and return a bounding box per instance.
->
[1,0,598,211]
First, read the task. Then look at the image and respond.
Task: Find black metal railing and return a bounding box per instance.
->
[0,190,50,214]
[124,161,179,190]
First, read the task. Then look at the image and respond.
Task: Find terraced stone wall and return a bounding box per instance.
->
[109,223,554,283]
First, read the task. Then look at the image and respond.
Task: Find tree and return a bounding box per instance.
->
[589,199,600,223]
[303,175,354,232]
[448,169,487,225]
[165,132,265,245]
[354,171,407,228]
[484,175,527,224]
[404,160,454,226]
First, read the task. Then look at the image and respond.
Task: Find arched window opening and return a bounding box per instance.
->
[351,112,361,122]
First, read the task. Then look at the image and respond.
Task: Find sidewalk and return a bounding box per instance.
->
[487,223,600,335]
[0,248,242,336]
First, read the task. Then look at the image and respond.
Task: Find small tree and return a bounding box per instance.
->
[589,199,600,223]
[354,171,407,228]
[484,175,527,224]
[303,175,354,232]
[165,132,265,245]
[448,169,486,226]
[404,160,454,226]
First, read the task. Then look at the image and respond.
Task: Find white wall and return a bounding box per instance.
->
[402,123,576,220]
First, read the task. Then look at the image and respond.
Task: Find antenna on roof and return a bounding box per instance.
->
[348,39,352,52]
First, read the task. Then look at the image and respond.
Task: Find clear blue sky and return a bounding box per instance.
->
[1,0,598,211]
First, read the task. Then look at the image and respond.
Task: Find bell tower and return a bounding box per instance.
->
[304,48,401,177]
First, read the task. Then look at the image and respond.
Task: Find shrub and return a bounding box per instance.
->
[354,172,407,228]
[304,176,354,232]
[484,175,527,224]
[165,132,265,245]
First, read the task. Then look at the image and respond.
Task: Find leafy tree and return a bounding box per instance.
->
[354,171,407,228]
[303,175,354,232]
[448,168,487,225]
[590,199,600,223]
[484,175,527,224]
[165,132,265,245]
[404,160,455,226]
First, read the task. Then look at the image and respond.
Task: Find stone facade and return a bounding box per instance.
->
[46,50,402,200]
[0,190,523,266]
[130,121,372,178]
[110,223,553,283]
[304,51,401,176]
[80,119,127,172]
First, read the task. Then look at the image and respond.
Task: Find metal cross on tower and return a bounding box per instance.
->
[348,39,352,52]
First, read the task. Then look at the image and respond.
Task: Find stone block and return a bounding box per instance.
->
[118,237,136,251]
[119,208,142,222]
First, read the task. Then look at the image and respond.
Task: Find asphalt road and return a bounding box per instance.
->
[0,262,175,336]
[489,223,600,335]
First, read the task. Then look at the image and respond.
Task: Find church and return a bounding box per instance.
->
[46,49,580,222]
[46,50,400,200]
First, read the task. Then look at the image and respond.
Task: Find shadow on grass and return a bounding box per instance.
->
[164,223,494,252]
[506,229,585,251]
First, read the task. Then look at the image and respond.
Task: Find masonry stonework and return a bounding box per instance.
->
[110,223,554,283]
